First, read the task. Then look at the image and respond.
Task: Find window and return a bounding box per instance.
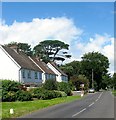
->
[39,72,42,80]
[28,70,31,79]
[35,72,38,79]
[22,70,25,78]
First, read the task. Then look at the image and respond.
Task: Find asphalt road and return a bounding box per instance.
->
[20,91,114,118]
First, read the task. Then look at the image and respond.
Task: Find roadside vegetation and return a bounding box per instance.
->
[112,90,116,96]
[2,80,82,118]
[2,96,81,118]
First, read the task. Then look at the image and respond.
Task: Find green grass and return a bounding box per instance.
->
[2,95,81,118]
[112,90,116,96]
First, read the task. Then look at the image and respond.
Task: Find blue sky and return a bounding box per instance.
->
[2,2,114,36]
[1,2,114,74]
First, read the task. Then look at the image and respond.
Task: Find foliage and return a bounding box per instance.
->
[16,90,32,101]
[33,40,71,63]
[43,79,57,90]
[2,80,21,92]
[2,80,32,102]
[101,73,112,89]
[60,61,81,79]
[81,51,109,91]
[70,75,89,91]
[2,90,16,102]
[2,96,81,118]
[31,88,61,100]
[112,73,116,90]
[6,42,33,56]
[57,82,72,96]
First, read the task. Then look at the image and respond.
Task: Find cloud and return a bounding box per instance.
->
[0,17,114,74]
[72,34,114,75]
[0,17,83,48]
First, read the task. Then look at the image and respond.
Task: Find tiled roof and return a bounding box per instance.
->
[50,62,68,76]
[2,45,42,72]
[32,58,56,75]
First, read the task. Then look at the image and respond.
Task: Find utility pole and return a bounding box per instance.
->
[92,69,94,88]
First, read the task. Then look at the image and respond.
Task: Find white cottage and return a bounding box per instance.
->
[0,45,43,86]
[47,62,68,82]
[30,58,56,83]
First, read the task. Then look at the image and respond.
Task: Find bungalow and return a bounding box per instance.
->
[47,62,68,82]
[30,57,57,83]
[0,45,43,86]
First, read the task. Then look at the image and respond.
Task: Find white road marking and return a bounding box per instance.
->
[88,102,94,107]
[95,99,99,102]
[72,108,87,117]
[72,92,103,117]
[98,92,103,99]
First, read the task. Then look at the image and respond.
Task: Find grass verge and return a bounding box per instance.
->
[2,95,81,118]
[112,90,116,96]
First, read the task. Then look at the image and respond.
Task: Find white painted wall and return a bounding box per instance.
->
[0,46,20,82]
[47,63,62,82]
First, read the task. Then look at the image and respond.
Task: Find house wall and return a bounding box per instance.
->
[47,63,62,82]
[0,46,20,82]
[20,69,43,84]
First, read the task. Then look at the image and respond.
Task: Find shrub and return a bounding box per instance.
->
[31,88,62,100]
[57,82,72,96]
[2,90,16,102]
[43,79,57,90]
[2,80,21,92]
[2,80,32,102]
[16,90,32,101]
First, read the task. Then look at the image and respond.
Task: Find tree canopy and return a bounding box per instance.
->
[81,51,110,91]
[33,40,71,63]
[6,42,32,56]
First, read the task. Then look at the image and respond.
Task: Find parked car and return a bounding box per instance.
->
[88,88,95,93]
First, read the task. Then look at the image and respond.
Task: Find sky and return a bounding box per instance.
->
[0,2,114,75]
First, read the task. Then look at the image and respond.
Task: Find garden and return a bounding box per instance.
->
[1,80,81,118]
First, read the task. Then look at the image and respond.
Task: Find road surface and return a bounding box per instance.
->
[20,91,114,118]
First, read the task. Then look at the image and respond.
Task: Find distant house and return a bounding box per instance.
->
[0,45,43,86]
[47,62,68,82]
[30,58,56,83]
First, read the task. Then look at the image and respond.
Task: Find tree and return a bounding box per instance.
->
[81,51,109,91]
[33,40,71,63]
[60,61,81,79]
[6,42,32,56]
[70,75,89,91]
[112,73,116,90]
[101,73,112,90]
[17,43,32,56]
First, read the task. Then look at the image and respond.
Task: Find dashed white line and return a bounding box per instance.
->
[88,102,94,107]
[95,99,99,102]
[72,92,103,117]
[72,108,87,117]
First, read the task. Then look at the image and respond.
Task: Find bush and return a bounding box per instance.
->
[57,82,72,96]
[31,87,62,100]
[2,90,16,102]
[2,80,32,102]
[2,80,21,92]
[16,90,32,101]
[43,79,57,90]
